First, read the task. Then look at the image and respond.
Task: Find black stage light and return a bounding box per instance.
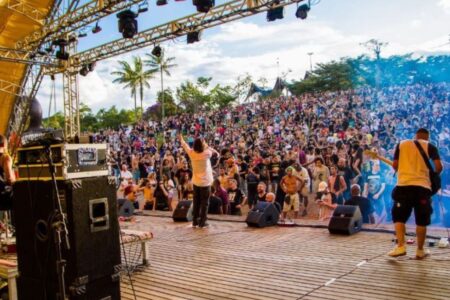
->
[152,45,162,57]
[157,0,168,5]
[78,32,88,38]
[92,22,102,34]
[187,31,202,44]
[53,39,69,60]
[79,65,89,76]
[88,62,96,72]
[138,1,149,12]
[295,3,310,20]
[117,10,138,39]
[267,6,284,22]
[193,0,214,13]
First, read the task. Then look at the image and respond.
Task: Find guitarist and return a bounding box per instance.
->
[0,134,16,210]
[388,128,442,259]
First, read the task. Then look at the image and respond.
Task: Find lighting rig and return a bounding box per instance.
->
[3,0,313,142]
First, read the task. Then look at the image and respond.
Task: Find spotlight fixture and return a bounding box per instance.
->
[87,62,96,72]
[117,10,138,39]
[79,65,89,76]
[78,32,88,38]
[156,0,168,5]
[187,31,202,44]
[152,45,162,57]
[193,0,215,13]
[53,39,69,60]
[138,1,149,12]
[267,1,284,22]
[92,22,102,34]
[295,3,310,20]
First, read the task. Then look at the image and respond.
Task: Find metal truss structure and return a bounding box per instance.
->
[5,0,303,140]
[6,0,47,25]
[0,47,59,67]
[16,0,146,50]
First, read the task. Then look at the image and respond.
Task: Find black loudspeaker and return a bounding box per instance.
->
[173,200,193,222]
[13,177,121,300]
[246,201,280,228]
[328,205,363,235]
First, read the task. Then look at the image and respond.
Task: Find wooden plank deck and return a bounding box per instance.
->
[120,215,450,300]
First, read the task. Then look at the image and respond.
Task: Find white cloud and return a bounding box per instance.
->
[438,0,450,13]
[410,19,423,29]
[36,13,450,115]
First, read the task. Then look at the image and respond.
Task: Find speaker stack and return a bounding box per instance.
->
[328,205,363,235]
[245,201,280,228]
[13,146,121,300]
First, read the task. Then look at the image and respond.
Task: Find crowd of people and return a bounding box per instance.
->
[91,83,450,226]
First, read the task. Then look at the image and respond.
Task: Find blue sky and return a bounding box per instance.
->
[38,0,450,115]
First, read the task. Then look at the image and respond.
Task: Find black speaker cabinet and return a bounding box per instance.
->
[173,200,193,222]
[328,205,363,235]
[246,201,280,228]
[13,177,121,300]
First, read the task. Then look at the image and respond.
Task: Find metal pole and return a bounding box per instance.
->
[160,66,164,120]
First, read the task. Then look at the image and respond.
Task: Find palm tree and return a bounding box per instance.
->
[133,56,157,116]
[145,49,177,119]
[112,56,156,120]
[111,60,138,120]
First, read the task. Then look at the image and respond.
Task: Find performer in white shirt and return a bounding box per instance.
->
[178,134,219,228]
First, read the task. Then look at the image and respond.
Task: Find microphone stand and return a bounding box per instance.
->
[44,144,70,300]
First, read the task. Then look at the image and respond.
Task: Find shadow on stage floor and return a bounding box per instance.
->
[120,214,450,300]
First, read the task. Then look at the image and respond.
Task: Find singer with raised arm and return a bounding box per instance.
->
[178,133,219,228]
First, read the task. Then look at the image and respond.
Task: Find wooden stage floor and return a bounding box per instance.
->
[120,215,450,300]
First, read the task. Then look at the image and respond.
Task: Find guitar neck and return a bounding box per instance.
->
[376,156,393,167]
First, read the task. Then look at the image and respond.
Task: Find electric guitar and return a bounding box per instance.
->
[363,150,394,167]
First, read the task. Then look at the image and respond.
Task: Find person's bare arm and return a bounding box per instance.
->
[434,159,443,174]
[178,134,191,153]
[3,156,15,184]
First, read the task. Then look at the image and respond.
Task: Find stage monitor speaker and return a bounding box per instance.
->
[246,201,280,228]
[328,205,363,235]
[13,176,121,300]
[173,200,193,222]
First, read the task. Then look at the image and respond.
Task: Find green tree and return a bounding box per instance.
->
[112,56,155,120]
[209,84,236,110]
[145,49,177,120]
[43,112,64,129]
[232,73,253,102]
[176,79,210,113]
[111,60,138,120]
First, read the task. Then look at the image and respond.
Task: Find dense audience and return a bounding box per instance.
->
[92,83,450,225]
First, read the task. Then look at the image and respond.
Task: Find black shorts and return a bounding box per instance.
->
[391,186,432,226]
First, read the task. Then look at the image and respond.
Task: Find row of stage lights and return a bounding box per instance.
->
[268,0,311,21]
[35,0,311,77]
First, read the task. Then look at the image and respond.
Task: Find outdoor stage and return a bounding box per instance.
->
[120,214,450,300]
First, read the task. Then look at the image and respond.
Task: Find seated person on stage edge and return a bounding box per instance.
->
[345,184,375,224]
[208,185,223,215]
[139,177,157,211]
[266,192,281,213]
[227,179,246,216]
[316,181,337,221]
